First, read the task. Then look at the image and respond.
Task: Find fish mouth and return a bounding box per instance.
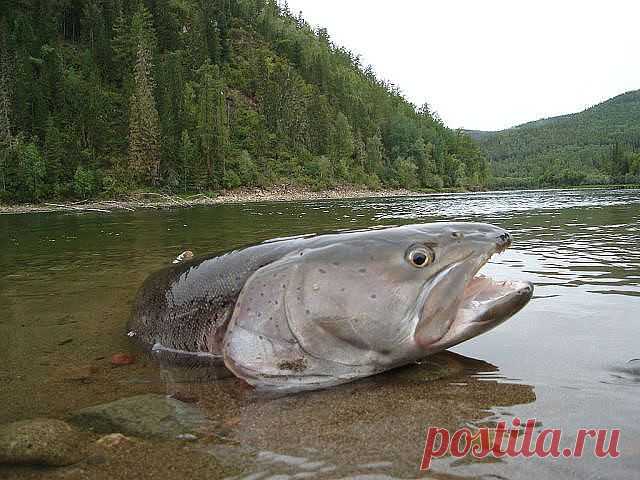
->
[457,274,533,325]
[416,235,533,352]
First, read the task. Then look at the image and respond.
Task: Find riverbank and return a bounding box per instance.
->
[3,183,638,215]
[0,186,430,215]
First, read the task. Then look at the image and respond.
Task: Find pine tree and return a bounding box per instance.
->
[128,44,161,185]
[159,51,186,181]
[112,3,157,87]
[328,112,354,178]
[16,138,46,202]
[196,62,228,186]
[0,18,13,193]
[366,133,384,177]
[178,129,200,192]
[43,117,65,193]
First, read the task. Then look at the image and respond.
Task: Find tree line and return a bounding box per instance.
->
[472,90,640,189]
[0,0,489,203]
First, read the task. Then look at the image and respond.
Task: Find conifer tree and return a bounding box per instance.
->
[43,117,65,193]
[0,18,13,194]
[128,44,161,185]
[196,62,228,186]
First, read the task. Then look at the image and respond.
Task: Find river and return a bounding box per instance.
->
[1,188,638,479]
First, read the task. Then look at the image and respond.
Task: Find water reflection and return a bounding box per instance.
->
[1,188,639,479]
[159,352,536,479]
[606,359,640,386]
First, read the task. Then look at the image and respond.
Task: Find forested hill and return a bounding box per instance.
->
[0,0,489,203]
[470,90,640,188]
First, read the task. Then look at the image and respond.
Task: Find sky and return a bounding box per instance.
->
[284,0,640,131]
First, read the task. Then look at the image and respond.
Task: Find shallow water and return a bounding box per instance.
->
[1,188,639,479]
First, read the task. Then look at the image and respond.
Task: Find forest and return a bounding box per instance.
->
[0,0,490,203]
[469,90,640,189]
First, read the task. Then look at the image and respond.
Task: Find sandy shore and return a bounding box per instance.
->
[0,186,430,215]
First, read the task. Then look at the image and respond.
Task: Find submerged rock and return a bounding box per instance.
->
[69,394,207,439]
[96,433,134,448]
[110,353,135,366]
[0,418,89,466]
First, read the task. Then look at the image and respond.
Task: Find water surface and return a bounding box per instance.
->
[1,188,639,479]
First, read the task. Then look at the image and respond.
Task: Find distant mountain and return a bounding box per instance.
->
[468,90,640,187]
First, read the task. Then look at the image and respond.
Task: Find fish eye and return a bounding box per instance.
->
[406,245,435,268]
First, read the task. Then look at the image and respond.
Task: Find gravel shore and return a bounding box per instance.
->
[0,186,430,215]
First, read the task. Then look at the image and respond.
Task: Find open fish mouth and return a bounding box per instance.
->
[418,233,533,352]
[461,233,532,325]
[457,273,533,325]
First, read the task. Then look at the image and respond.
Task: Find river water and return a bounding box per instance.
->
[1,188,639,479]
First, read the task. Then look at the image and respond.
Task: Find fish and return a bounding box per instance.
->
[128,223,533,390]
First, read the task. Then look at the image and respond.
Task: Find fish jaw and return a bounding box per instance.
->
[413,229,533,353]
[426,276,533,353]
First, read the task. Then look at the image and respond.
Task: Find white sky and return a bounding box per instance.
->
[285,0,640,131]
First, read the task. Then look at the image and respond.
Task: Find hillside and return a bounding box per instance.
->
[471,90,640,188]
[0,0,488,203]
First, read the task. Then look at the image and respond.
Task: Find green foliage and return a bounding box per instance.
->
[1,0,489,203]
[43,118,64,194]
[472,90,640,188]
[393,157,419,189]
[128,44,161,185]
[3,136,46,202]
[233,150,260,186]
[73,164,99,198]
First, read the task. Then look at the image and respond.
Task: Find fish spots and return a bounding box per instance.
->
[370,294,377,299]
[332,262,341,266]
[305,309,311,315]
[318,268,326,274]
[312,284,320,292]
[282,284,287,289]
[359,268,367,273]
[278,358,307,372]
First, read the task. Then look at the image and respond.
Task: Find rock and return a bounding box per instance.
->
[69,394,207,439]
[0,418,89,466]
[96,433,133,448]
[173,250,194,264]
[110,353,135,366]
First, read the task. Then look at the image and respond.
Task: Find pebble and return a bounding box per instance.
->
[111,353,135,366]
[69,394,206,439]
[0,418,90,466]
[96,433,133,448]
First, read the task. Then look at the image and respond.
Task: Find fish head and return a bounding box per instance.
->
[223,223,533,389]
[286,222,532,361]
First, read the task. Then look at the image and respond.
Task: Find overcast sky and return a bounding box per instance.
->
[285,0,640,131]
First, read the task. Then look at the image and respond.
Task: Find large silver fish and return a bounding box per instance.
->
[129,223,533,390]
